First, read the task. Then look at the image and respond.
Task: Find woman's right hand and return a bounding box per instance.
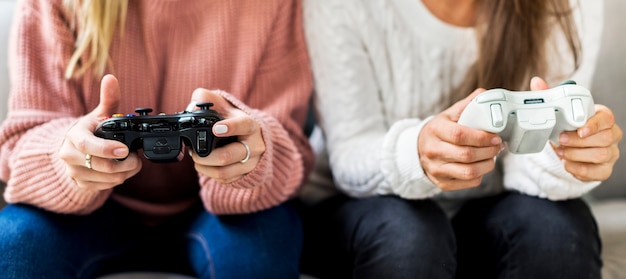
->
[59,74,142,191]
[418,88,504,191]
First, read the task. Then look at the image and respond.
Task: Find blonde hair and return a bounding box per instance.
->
[63,0,128,79]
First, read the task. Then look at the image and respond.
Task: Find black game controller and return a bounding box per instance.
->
[94,102,237,162]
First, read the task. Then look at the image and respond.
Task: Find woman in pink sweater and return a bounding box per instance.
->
[0,0,313,278]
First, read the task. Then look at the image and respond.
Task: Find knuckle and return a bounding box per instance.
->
[460,166,480,180]
[568,163,589,180]
[245,118,258,135]
[109,173,127,186]
[253,141,265,155]
[456,148,474,162]
[422,148,437,160]
[600,131,614,145]
[98,159,116,173]
[58,147,72,162]
[428,167,445,178]
[439,183,454,191]
[217,148,236,164]
[65,167,79,178]
[74,137,89,152]
[211,168,231,181]
[597,148,613,163]
[450,126,464,142]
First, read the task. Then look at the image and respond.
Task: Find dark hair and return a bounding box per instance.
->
[454,0,581,101]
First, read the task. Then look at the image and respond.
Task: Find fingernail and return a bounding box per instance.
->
[214,124,228,134]
[578,127,590,138]
[559,134,569,144]
[491,137,502,145]
[113,148,127,157]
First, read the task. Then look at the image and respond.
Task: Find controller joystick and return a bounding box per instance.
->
[135,108,153,116]
[94,104,237,162]
[457,81,595,154]
[195,102,214,111]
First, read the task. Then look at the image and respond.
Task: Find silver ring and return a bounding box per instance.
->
[85,154,93,169]
[239,141,250,163]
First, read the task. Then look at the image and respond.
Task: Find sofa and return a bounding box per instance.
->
[1,0,625,278]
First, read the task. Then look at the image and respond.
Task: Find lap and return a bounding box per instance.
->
[299,195,456,279]
[0,200,303,279]
[452,191,602,279]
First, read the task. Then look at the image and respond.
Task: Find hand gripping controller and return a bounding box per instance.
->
[457,81,595,154]
[94,102,237,162]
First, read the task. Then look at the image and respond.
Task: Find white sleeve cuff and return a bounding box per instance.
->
[381,117,441,199]
[502,143,600,200]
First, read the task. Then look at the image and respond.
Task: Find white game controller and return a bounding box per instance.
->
[457,81,595,154]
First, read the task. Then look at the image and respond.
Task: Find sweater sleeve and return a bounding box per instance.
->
[303,0,440,199]
[0,0,112,214]
[197,0,314,214]
[501,0,604,200]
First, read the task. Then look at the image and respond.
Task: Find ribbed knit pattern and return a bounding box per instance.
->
[0,0,313,215]
[304,0,603,201]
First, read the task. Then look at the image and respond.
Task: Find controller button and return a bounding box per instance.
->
[197,130,208,152]
[571,98,586,122]
[113,133,125,142]
[490,104,504,128]
[112,113,124,118]
[477,91,506,104]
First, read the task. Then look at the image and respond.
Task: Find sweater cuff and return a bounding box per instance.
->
[5,117,111,214]
[198,92,304,214]
[502,143,600,200]
[382,117,441,199]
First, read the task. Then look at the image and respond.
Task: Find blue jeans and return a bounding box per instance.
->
[0,199,303,279]
[299,192,601,279]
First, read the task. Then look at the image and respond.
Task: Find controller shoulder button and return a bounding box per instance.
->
[477,90,506,104]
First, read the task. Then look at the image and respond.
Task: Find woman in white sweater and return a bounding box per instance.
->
[300,0,623,278]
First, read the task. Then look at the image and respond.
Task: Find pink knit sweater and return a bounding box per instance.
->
[0,0,313,217]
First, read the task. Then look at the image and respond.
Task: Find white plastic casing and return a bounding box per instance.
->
[457,84,595,154]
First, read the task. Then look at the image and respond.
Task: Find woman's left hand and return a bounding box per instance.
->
[531,77,623,181]
[555,104,622,181]
[187,88,266,183]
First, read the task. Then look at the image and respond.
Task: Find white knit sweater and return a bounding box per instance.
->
[303,0,604,202]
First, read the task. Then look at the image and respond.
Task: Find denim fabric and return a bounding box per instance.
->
[0,200,303,279]
[299,195,457,279]
[300,192,601,279]
[452,192,602,279]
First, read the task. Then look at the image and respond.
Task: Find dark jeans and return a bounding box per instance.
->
[299,192,602,279]
[0,200,303,279]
